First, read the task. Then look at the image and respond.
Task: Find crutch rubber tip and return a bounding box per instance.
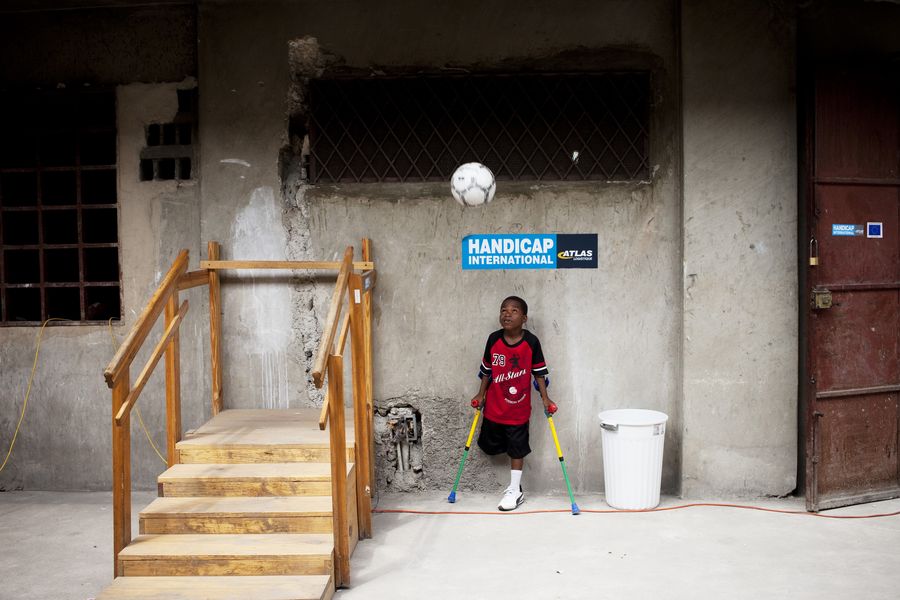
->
[447,492,456,503]
[571,503,580,515]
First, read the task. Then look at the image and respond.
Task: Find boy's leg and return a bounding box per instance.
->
[509,458,523,490]
[508,459,523,497]
[498,424,529,511]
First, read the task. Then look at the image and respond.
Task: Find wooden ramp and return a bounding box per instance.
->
[97,409,357,600]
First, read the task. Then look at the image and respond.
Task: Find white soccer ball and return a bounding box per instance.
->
[450,162,496,207]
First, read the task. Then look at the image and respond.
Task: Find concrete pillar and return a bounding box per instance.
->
[681,0,798,496]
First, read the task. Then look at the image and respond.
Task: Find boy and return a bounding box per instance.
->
[471,296,553,511]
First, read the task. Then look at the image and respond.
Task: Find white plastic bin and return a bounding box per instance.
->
[598,409,668,510]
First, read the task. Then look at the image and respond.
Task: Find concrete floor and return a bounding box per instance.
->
[1,491,898,600]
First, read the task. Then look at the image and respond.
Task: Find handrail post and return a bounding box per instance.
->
[348,273,373,539]
[165,290,182,466]
[327,354,351,588]
[111,369,131,576]
[208,241,223,415]
[362,239,375,505]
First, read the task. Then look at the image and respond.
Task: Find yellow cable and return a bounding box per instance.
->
[0,318,68,474]
[108,318,167,465]
[0,317,169,476]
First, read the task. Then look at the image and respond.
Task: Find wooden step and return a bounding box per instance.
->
[140,496,334,534]
[97,575,334,600]
[177,409,355,464]
[158,463,352,497]
[117,534,333,577]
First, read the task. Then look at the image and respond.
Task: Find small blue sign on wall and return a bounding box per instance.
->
[832,224,864,237]
[867,222,883,239]
[462,234,597,270]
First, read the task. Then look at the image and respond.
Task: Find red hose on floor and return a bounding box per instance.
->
[373,502,900,519]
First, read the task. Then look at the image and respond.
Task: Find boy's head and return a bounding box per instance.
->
[499,296,528,332]
[501,296,528,315]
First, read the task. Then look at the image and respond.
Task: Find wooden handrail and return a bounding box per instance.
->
[327,353,351,587]
[177,269,210,291]
[200,259,374,271]
[104,250,189,388]
[336,309,351,357]
[312,247,354,388]
[318,309,351,431]
[109,250,191,575]
[208,242,223,415]
[115,300,189,425]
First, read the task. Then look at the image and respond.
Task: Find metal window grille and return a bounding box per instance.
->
[308,72,650,184]
[139,88,196,181]
[0,89,121,325]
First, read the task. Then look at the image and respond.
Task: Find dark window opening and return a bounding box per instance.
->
[42,172,77,206]
[306,72,651,184]
[1,173,37,207]
[42,209,79,244]
[82,208,118,244]
[158,158,176,180]
[82,170,117,204]
[0,88,120,325]
[44,248,79,283]
[140,88,196,182]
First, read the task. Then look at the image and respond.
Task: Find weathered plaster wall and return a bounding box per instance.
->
[199,0,681,495]
[0,5,195,86]
[0,8,203,491]
[681,0,798,497]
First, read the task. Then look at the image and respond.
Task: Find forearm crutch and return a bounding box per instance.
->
[447,400,482,503]
[545,403,580,515]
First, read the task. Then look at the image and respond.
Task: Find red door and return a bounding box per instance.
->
[806,65,900,511]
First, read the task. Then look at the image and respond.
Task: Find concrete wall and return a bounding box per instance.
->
[199,0,682,495]
[681,0,797,497]
[0,4,195,86]
[1,0,803,498]
[0,7,205,491]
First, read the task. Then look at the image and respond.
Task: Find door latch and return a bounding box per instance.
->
[811,289,833,310]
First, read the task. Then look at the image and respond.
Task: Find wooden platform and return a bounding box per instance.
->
[98,409,357,599]
[176,409,355,464]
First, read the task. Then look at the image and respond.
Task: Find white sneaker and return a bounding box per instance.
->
[498,486,524,511]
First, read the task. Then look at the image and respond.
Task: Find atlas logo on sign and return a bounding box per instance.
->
[555,234,598,269]
[557,250,593,260]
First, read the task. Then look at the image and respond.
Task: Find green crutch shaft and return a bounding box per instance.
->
[448,406,481,503]
[546,412,580,514]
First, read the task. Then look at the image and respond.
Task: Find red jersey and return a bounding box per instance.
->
[479,329,549,425]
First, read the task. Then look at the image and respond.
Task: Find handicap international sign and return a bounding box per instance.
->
[462,234,598,270]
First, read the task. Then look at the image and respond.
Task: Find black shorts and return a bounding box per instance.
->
[477,416,531,459]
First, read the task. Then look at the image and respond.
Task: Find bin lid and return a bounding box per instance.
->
[598,409,668,427]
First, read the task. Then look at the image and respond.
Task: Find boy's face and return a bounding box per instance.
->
[499,300,527,332]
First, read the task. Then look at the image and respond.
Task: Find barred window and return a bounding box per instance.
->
[0,89,120,325]
[307,73,650,184]
[139,88,196,181]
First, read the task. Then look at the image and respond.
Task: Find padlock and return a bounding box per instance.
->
[809,238,819,267]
